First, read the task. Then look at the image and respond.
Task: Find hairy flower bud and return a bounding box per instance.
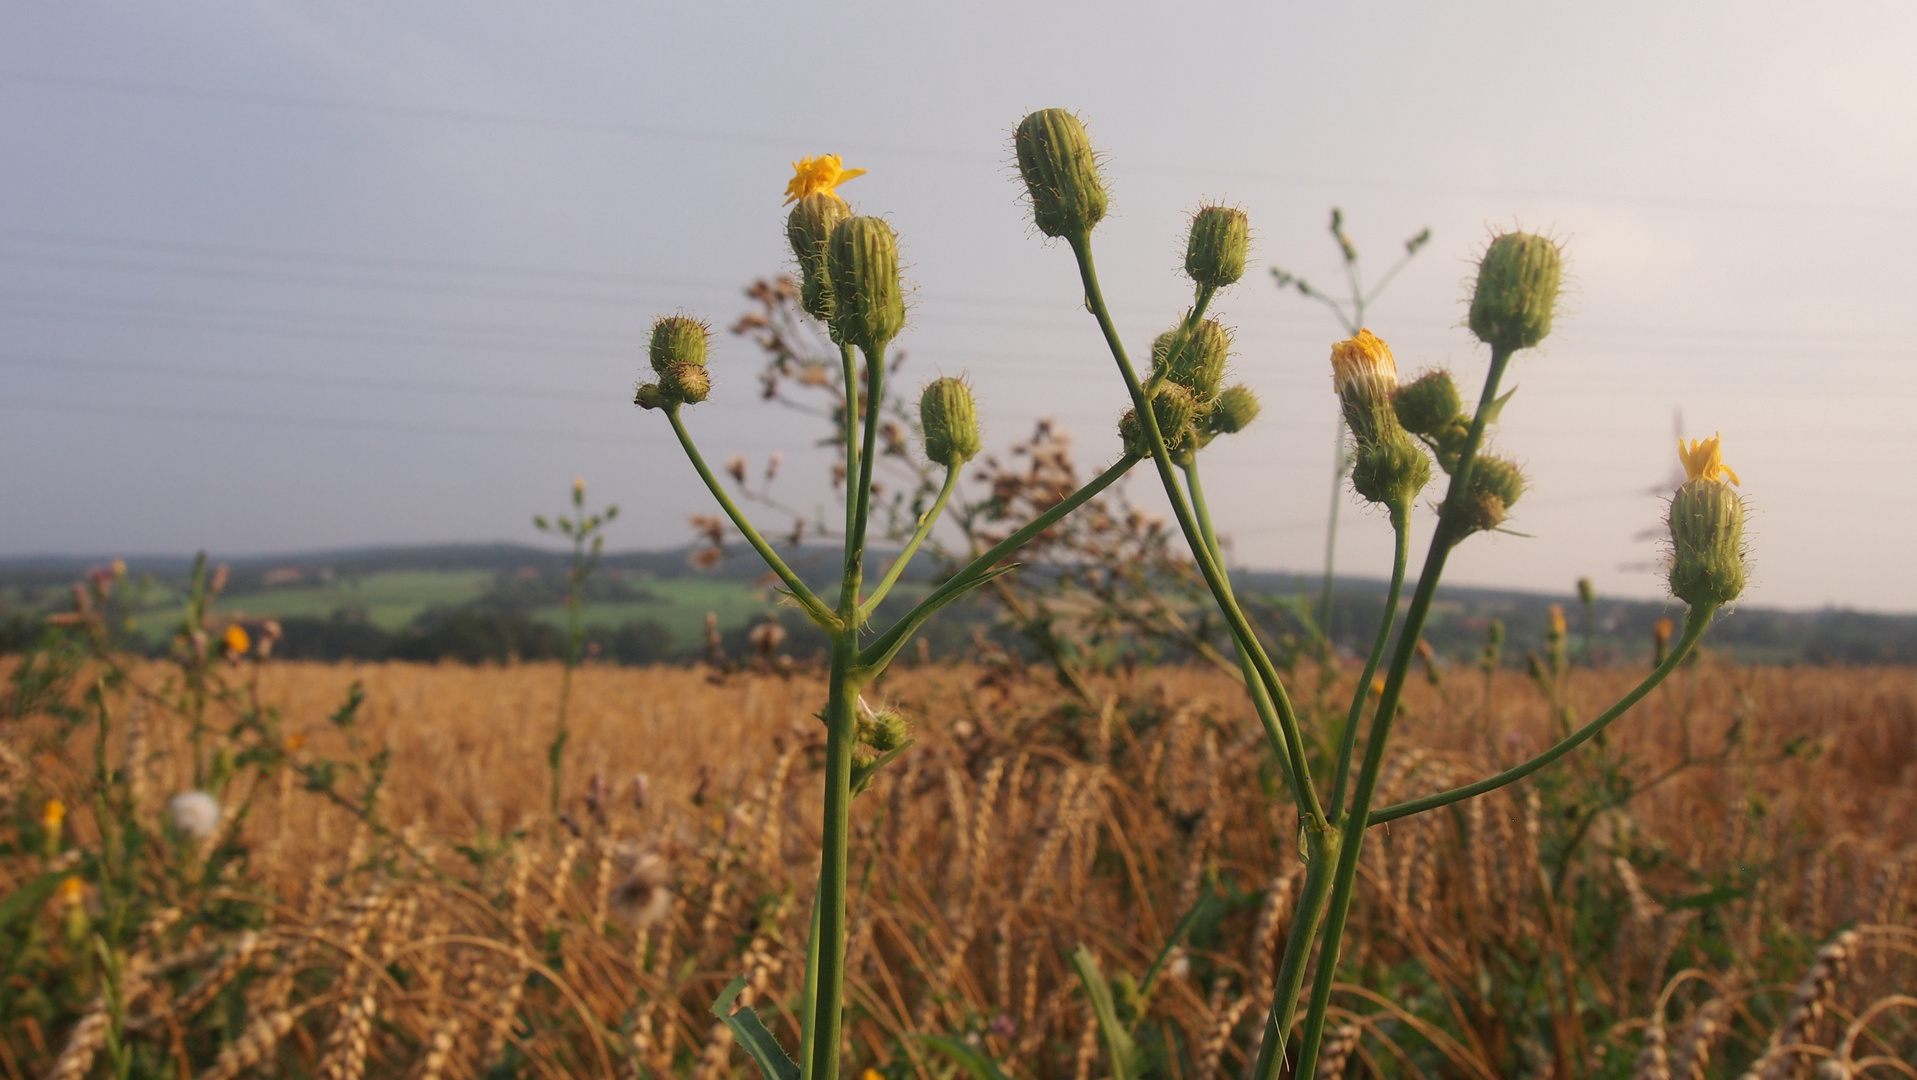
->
[1014,109,1109,240]
[1330,330,1399,428]
[1452,454,1527,535]
[1154,319,1231,400]
[1394,369,1464,437]
[1118,383,1197,457]
[1204,384,1261,436]
[1667,435,1747,607]
[649,315,709,376]
[1469,232,1562,352]
[787,193,853,322]
[661,361,710,405]
[633,382,668,411]
[827,216,906,355]
[1185,205,1250,288]
[919,377,982,469]
[1351,430,1431,509]
[856,709,912,753]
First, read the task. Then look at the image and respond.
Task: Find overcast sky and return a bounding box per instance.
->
[2,2,1913,610]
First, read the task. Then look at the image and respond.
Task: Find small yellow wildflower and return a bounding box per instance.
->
[285,734,306,751]
[1678,433,1740,486]
[42,798,66,831]
[58,876,83,905]
[783,154,866,205]
[1547,604,1567,638]
[1329,329,1399,399]
[1369,675,1386,698]
[224,623,251,656]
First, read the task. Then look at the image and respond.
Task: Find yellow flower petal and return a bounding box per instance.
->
[224,623,251,655]
[784,154,865,205]
[1329,328,1399,400]
[1678,432,1739,486]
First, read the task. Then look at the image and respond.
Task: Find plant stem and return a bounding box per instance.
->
[860,464,958,621]
[1068,233,1324,827]
[846,346,886,607]
[1328,501,1411,816]
[808,640,862,1080]
[1249,839,1335,1080]
[1290,344,1513,1080]
[1370,604,1715,825]
[667,407,837,628]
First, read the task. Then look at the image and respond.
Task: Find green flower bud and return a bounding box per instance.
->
[633,382,669,411]
[1451,454,1527,535]
[1154,319,1231,400]
[649,315,709,376]
[1014,109,1109,240]
[1185,205,1250,288]
[827,216,906,355]
[1204,384,1260,436]
[661,361,710,405]
[856,709,912,753]
[1667,478,1746,607]
[919,376,982,468]
[1350,429,1431,509]
[1394,369,1464,437]
[787,192,852,322]
[1118,383,1198,457]
[1469,232,1562,352]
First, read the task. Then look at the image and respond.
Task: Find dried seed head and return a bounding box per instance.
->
[1185,205,1250,288]
[1469,231,1562,352]
[1014,109,1109,240]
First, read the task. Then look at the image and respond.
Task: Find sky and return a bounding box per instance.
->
[1,2,1914,611]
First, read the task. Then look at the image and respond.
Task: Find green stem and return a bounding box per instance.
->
[1068,233,1325,828]
[667,407,837,628]
[1318,423,1344,653]
[1249,837,1336,1080]
[860,464,959,622]
[808,640,862,1080]
[1328,501,1411,816]
[798,867,824,1080]
[846,346,886,610]
[841,343,861,550]
[858,453,1138,671]
[1182,458,1299,800]
[1371,605,1714,825]
[1291,344,1513,1080]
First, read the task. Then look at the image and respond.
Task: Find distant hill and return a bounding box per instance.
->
[3,543,1915,666]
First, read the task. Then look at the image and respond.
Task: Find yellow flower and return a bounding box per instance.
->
[1678,433,1740,486]
[1329,329,1399,400]
[224,623,251,655]
[1547,604,1567,638]
[784,154,866,205]
[42,798,66,831]
[58,876,83,905]
[285,734,306,751]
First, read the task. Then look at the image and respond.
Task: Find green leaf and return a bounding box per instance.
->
[1477,385,1519,427]
[0,869,72,934]
[710,975,800,1080]
[851,740,914,797]
[858,564,1017,672]
[1070,946,1142,1080]
[917,1035,1015,1080]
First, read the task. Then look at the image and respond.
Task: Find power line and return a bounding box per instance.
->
[0,395,668,445]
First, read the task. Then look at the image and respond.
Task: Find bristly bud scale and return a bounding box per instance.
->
[787,192,853,322]
[1014,109,1109,240]
[1469,231,1562,352]
[1118,383,1198,457]
[1154,319,1231,401]
[919,377,982,469]
[827,216,906,356]
[1667,434,1747,608]
[1185,205,1250,288]
[649,315,709,376]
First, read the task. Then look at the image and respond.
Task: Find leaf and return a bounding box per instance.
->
[1477,385,1519,427]
[917,1035,1015,1080]
[710,975,800,1080]
[851,740,914,797]
[1070,946,1142,1080]
[0,870,71,935]
[858,564,1017,672]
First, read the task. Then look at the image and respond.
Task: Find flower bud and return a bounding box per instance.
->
[1667,435,1747,608]
[1204,384,1260,436]
[1330,330,1399,442]
[827,216,906,355]
[1185,205,1250,288]
[1014,109,1109,240]
[633,382,669,411]
[649,315,709,376]
[919,377,982,468]
[1451,454,1527,534]
[661,361,710,405]
[1118,383,1198,457]
[1350,429,1431,509]
[1468,232,1562,352]
[1393,369,1463,437]
[787,192,852,322]
[856,709,912,753]
[1154,319,1231,400]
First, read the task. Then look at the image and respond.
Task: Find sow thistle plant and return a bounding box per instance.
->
[634,112,1751,1080]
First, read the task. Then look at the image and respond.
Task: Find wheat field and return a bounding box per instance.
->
[7,653,1916,1080]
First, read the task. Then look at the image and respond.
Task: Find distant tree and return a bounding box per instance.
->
[388,610,566,664]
